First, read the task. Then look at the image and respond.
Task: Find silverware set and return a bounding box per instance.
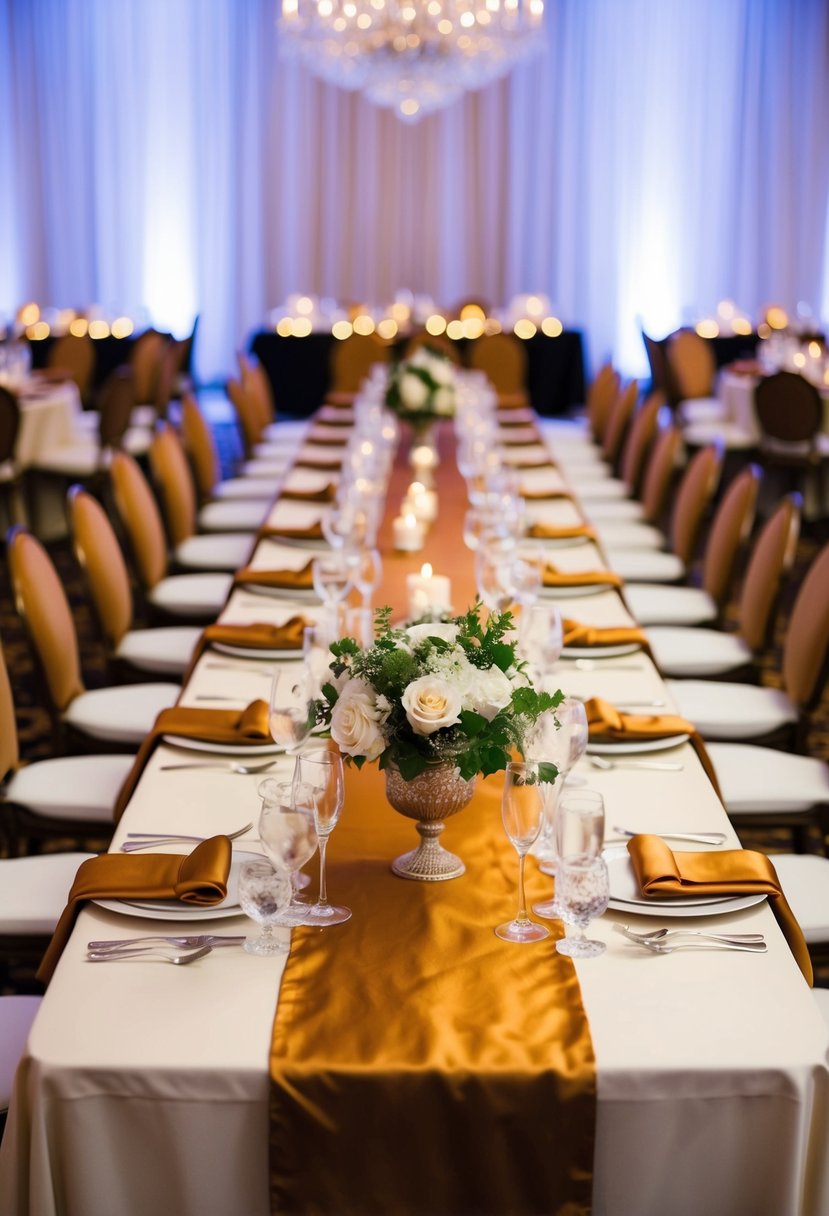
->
[85,934,247,965]
[615,924,767,954]
[120,823,254,852]
[608,825,727,846]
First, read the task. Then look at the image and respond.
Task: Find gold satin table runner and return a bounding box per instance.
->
[269,763,596,1216]
[627,835,813,985]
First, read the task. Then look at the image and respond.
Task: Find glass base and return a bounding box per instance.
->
[556,937,605,958]
[532,898,561,921]
[297,903,352,926]
[495,918,550,944]
[538,859,557,876]
[243,933,289,956]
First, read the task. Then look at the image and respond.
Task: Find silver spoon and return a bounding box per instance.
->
[616,925,764,945]
[631,938,767,955]
[611,824,727,846]
[86,945,213,965]
[589,756,683,772]
[159,760,280,774]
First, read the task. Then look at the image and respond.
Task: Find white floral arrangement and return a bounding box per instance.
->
[384,345,457,426]
[314,606,561,782]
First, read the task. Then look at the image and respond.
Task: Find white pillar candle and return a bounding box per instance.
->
[406,563,452,619]
[405,481,439,524]
[393,512,424,552]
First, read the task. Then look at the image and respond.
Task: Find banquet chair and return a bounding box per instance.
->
[7,527,180,752]
[640,325,680,405]
[29,366,138,486]
[754,371,828,515]
[766,855,829,961]
[129,329,168,414]
[110,450,234,621]
[67,486,201,679]
[46,333,94,404]
[0,853,96,989]
[600,379,639,470]
[666,328,722,425]
[238,352,308,445]
[179,395,276,504]
[644,492,801,677]
[149,423,261,562]
[327,332,394,408]
[467,334,528,403]
[0,385,26,529]
[226,378,301,473]
[0,630,132,853]
[624,463,761,626]
[1,995,41,1136]
[668,537,829,749]
[540,361,621,450]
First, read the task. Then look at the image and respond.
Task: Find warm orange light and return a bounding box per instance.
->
[766,306,788,330]
[88,319,110,339]
[695,319,719,338]
[69,318,89,337]
[111,316,134,339]
[514,319,537,339]
[352,313,375,335]
[332,320,353,340]
[292,317,312,338]
[377,318,398,339]
[26,320,50,340]
[276,317,294,337]
[446,319,464,340]
[18,302,40,327]
[541,316,563,337]
[425,314,447,336]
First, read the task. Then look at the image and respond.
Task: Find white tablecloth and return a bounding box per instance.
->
[15,380,81,467]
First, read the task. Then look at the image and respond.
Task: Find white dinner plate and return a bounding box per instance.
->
[539,582,615,599]
[93,853,259,920]
[522,534,591,549]
[162,735,285,756]
[240,583,321,602]
[560,643,641,660]
[211,642,303,660]
[603,847,766,918]
[587,733,690,756]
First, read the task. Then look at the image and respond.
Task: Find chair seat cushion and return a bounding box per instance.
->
[198,500,269,534]
[174,533,254,572]
[623,583,718,626]
[609,550,685,583]
[666,679,797,740]
[5,753,134,821]
[766,854,829,943]
[595,522,665,551]
[683,421,756,451]
[62,682,179,745]
[149,572,233,619]
[0,853,96,934]
[0,996,43,1109]
[707,743,829,817]
[648,627,754,677]
[115,626,202,676]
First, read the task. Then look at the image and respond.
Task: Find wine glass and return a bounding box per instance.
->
[555,854,610,959]
[257,778,319,923]
[303,624,334,697]
[350,547,383,608]
[237,859,293,955]
[517,602,563,687]
[341,605,373,648]
[268,667,315,754]
[534,788,605,921]
[495,760,550,944]
[509,555,542,607]
[312,552,352,638]
[475,537,517,614]
[526,696,589,877]
[292,747,351,926]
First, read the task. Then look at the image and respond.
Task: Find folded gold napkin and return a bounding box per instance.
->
[295,455,343,471]
[627,835,812,986]
[113,700,273,821]
[37,836,233,984]
[497,392,530,409]
[280,482,337,503]
[324,392,356,408]
[233,560,315,590]
[584,697,721,798]
[181,617,310,683]
[306,430,348,447]
[507,456,556,470]
[520,488,574,501]
[562,618,649,650]
[502,432,542,447]
[542,564,623,589]
[315,414,354,428]
[526,522,597,542]
[259,520,325,542]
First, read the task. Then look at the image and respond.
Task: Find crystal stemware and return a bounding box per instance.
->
[350,547,383,609]
[555,854,610,959]
[517,602,563,687]
[257,778,319,923]
[292,747,351,926]
[237,858,293,955]
[534,787,605,921]
[475,536,517,614]
[268,667,315,754]
[495,760,550,943]
[526,696,589,875]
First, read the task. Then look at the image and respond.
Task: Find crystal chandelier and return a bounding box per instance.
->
[279,1,545,123]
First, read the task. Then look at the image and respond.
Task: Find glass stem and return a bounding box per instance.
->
[317,835,329,907]
[516,853,529,925]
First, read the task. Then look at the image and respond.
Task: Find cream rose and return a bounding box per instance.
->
[433,386,455,415]
[399,371,429,411]
[401,675,462,736]
[330,678,386,760]
[405,622,459,647]
[464,666,514,721]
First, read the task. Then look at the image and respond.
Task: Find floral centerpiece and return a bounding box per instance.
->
[314,605,561,880]
[384,345,457,433]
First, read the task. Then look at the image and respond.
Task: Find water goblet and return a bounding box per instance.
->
[517,602,564,688]
[268,667,316,753]
[237,859,293,955]
[350,547,383,608]
[555,789,605,861]
[510,555,542,607]
[292,747,351,926]
[555,854,610,959]
[475,536,517,614]
[495,760,550,943]
[257,778,319,920]
[312,552,353,637]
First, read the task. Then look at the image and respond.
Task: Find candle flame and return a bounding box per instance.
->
[420,562,433,578]
[404,512,418,526]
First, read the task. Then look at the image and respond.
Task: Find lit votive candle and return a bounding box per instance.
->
[393,512,424,552]
[406,481,438,524]
[406,563,452,618]
[410,444,439,485]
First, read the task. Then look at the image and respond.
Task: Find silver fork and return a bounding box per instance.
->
[616,924,764,946]
[88,935,245,951]
[205,662,275,677]
[632,938,767,955]
[159,760,279,775]
[121,823,253,851]
[86,945,213,965]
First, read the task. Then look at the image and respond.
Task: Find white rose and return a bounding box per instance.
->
[330,678,386,760]
[464,665,513,721]
[406,622,459,647]
[429,359,454,386]
[401,675,463,736]
[399,371,429,410]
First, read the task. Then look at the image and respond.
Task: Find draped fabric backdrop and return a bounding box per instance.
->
[1,0,828,384]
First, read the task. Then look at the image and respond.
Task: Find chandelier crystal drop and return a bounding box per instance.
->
[279,0,545,123]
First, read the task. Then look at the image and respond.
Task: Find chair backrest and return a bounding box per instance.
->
[782,541,829,712]
[46,334,94,401]
[701,464,761,606]
[129,329,167,404]
[467,334,527,395]
[0,386,21,464]
[586,362,620,441]
[7,527,84,713]
[619,390,663,495]
[67,486,134,651]
[639,423,682,524]
[755,372,822,444]
[0,636,20,780]
[109,451,170,591]
[601,379,639,465]
[149,422,198,547]
[226,377,262,456]
[669,442,722,565]
[737,494,801,653]
[239,352,275,428]
[666,329,716,399]
[96,366,136,451]
[152,339,180,422]
[400,331,461,367]
[331,334,394,394]
[180,394,221,501]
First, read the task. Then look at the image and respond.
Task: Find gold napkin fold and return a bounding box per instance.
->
[295,455,343,471]
[181,617,311,683]
[527,522,597,542]
[502,432,542,447]
[324,392,356,408]
[627,835,813,986]
[542,564,623,589]
[507,456,556,470]
[520,488,573,501]
[36,836,233,984]
[562,618,649,650]
[305,430,348,447]
[234,560,315,590]
[113,700,272,821]
[315,414,354,428]
[280,483,337,503]
[258,520,325,542]
[584,697,722,799]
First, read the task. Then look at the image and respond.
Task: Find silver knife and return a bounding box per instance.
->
[87,935,246,951]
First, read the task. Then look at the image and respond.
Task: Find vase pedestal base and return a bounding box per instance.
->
[391,821,465,882]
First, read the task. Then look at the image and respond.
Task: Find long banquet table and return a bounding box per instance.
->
[1,405,828,1216]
